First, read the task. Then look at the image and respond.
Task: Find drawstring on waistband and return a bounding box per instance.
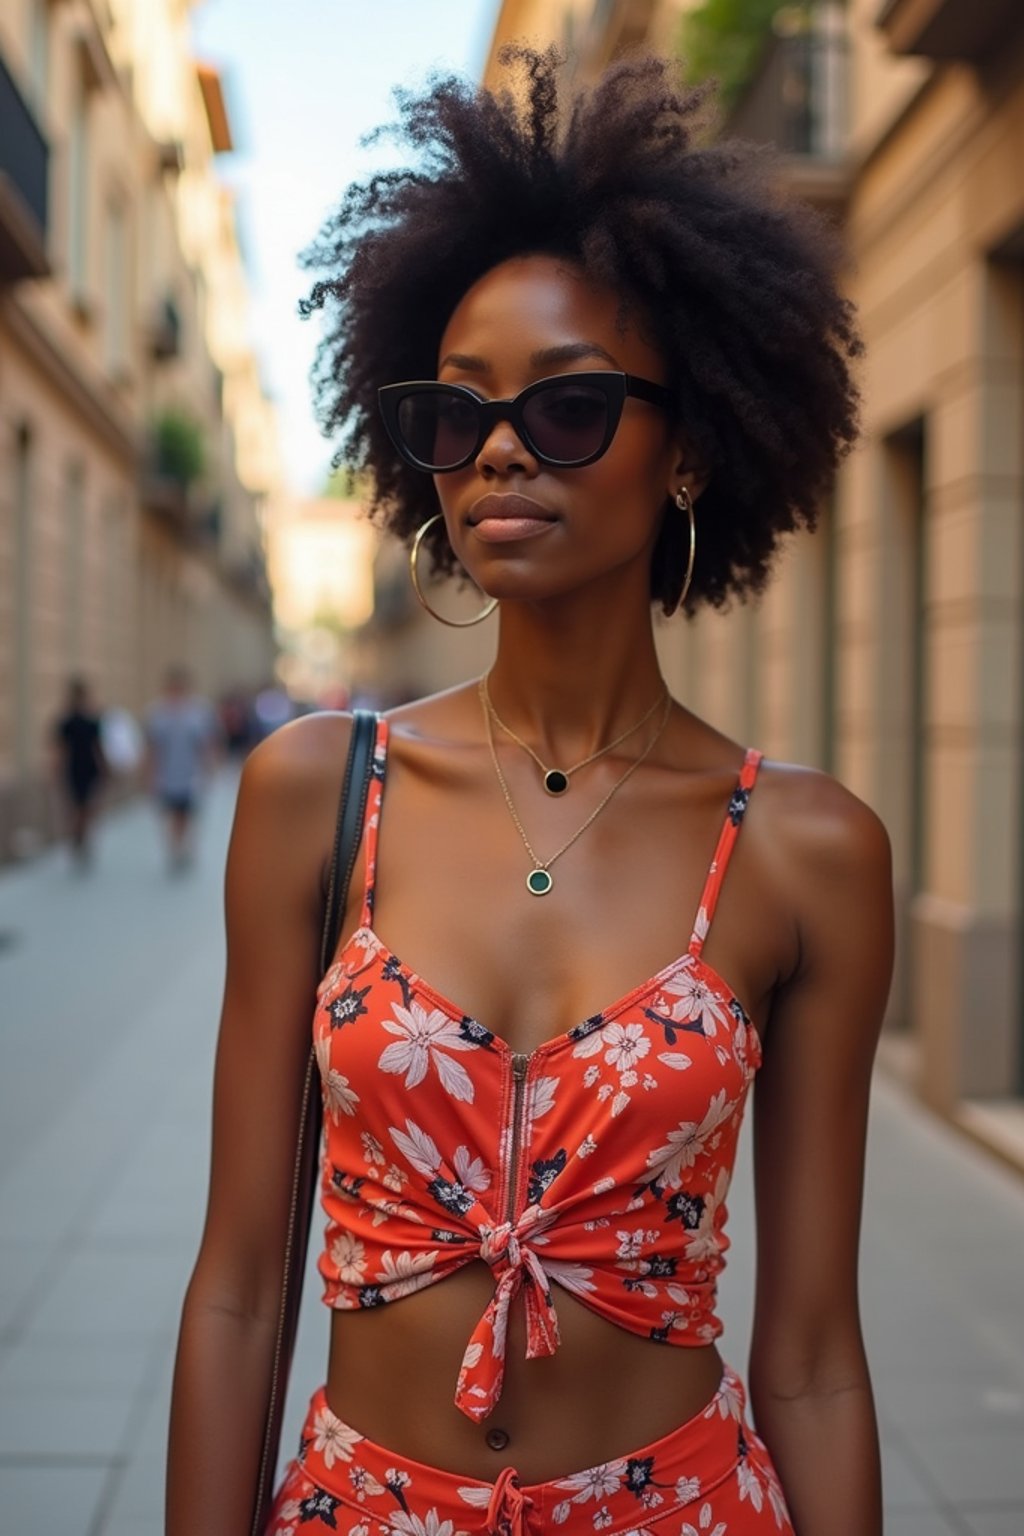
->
[486,1466,538,1536]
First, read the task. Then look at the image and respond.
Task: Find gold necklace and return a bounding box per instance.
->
[480,679,673,896]
[481,672,668,795]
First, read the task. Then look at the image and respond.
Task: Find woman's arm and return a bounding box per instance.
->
[166,713,352,1536]
[748,772,894,1536]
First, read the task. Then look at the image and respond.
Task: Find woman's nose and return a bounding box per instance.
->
[474,418,538,477]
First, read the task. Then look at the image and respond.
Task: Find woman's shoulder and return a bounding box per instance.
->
[239,684,481,801]
[228,713,369,903]
[739,755,894,1010]
[245,703,354,764]
[242,709,356,793]
[749,754,892,925]
[680,716,888,858]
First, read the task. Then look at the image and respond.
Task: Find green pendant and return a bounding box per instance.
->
[527,868,553,896]
[544,769,569,795]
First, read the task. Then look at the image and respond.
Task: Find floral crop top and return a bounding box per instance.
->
[314,717,763,1422]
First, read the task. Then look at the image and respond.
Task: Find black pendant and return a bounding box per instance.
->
[527,869,553,896]
[544,769,569,795]
[486,1427,511,1451]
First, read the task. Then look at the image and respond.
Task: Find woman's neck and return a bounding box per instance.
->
[484,598,667,764]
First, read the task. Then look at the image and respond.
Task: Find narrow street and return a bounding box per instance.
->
[1,771,1022,1535]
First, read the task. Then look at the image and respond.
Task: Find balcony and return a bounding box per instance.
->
[726,17,850,214]
[140,411,205,534]
[877,0,1021,62]
[140,477,232,559]
[139,469,190,529]
[0,52,49,283]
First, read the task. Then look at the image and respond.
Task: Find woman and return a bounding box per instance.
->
[167,50,893,1536]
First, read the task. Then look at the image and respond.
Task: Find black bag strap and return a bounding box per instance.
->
[321,710,379,975]
[250,710,379,1536]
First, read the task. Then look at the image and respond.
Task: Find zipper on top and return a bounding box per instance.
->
[505,1051,531,1223]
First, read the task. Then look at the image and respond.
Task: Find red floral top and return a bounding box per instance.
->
[315,717,763,1422]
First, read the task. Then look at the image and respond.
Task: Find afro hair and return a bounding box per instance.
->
[300,46,861,614]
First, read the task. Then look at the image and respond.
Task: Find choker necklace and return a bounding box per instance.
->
[481,673,668,795]
[480,679,673,896]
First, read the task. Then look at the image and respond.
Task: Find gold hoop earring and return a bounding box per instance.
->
[409,513,498,628]
[675,487,696,613]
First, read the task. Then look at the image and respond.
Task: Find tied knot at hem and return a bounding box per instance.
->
[480,1222,522,1269]
[486,1467,538,1536]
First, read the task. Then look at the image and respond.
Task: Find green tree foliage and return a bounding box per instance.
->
[681,0,792,113]
[323,464,366,499]
[153,409,205,487]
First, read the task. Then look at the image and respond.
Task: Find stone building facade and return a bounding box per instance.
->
[677,0,1024,1155]
[838,1,1024,1155]
[0,0,280,860]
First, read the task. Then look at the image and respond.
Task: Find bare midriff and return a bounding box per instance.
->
[325,1265,725,1483]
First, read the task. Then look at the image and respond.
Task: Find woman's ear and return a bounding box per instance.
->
[667,439,711,504]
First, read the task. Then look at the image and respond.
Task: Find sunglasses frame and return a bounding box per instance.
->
[378,370,673,473]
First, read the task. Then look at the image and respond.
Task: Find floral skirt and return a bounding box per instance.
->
[266,1364,793,1535]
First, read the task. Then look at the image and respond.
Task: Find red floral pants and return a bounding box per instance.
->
[266,1364,793,1535]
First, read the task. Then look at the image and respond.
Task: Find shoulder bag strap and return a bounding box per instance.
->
[250,710,379,1535]
[320,711,379,976]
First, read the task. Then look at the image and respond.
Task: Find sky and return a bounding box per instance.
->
[190,0,502,496]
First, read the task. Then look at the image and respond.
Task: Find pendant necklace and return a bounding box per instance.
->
[480,672,667,795]
[480,679,673,896]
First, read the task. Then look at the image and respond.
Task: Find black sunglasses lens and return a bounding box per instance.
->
[396,391,478,469]
[521,382,609,463]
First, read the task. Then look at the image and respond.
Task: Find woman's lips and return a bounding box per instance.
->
[468,494,557,544]
[472,516,555,543]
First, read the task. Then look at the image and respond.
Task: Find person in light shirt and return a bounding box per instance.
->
[145,665,219,871]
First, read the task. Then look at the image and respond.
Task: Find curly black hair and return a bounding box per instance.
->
[300,47,861,614]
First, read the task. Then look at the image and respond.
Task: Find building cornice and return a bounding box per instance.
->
[0,292,138,465]
[846,46,1023,256]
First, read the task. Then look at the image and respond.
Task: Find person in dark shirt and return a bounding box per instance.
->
[52,677,108,866]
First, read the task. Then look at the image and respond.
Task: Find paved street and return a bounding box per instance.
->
[1,768,1023,1535]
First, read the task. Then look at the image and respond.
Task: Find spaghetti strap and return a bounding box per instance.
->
[358,715,390,929]
[688,747,763,957]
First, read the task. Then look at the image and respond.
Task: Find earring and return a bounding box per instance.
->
[409,513,498,627]
[674,487,696,612]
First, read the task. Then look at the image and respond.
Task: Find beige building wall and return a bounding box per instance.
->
[353,536,496,708]
[840,14,1024,1113]
[267,496,378,703]
[0,0,279,861]
[483,0,692,84]
[664,5,1024,1123]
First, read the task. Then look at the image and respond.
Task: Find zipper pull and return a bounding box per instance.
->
[511,1051,530,1081]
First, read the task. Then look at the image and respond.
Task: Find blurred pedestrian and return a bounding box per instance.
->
[145,666,219,872]
[99,704,145,778]
[51,676,108,867]
[218,689,254,758]
[250,682,294,742]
